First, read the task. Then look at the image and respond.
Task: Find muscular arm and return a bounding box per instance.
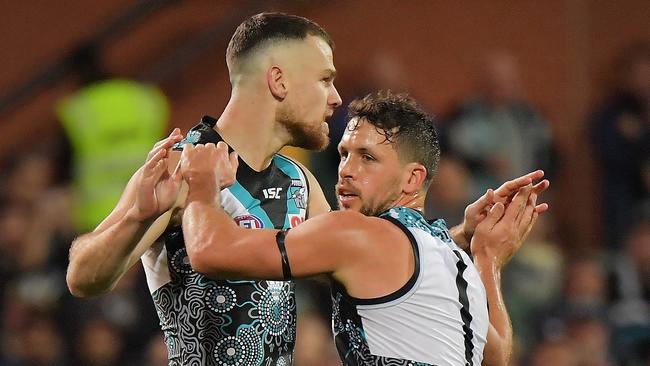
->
[183,198,375,280]
[180,143,400,283]
[66,131,183,297]
[67,170,157,296]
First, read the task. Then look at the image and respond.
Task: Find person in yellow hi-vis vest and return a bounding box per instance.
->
[57,79,168,232]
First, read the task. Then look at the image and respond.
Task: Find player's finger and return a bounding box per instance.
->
[518,193,537,230]
[486,188,494,205]
[467,189,492,211]
[150,157,169,182]
[504,184,532,223]
[493,170,544,199]
[521,211,539,243]
[216,141,229,158]
[148,129,183,161]
[153,128,182,150]
[532,179,550,195]
[229,150,239,172]
[143,148,166,173]
[534,202,549,214]
[483,202,505,229]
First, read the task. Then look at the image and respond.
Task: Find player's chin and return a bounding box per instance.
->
[300,131,329,151]
[337,199,360,212]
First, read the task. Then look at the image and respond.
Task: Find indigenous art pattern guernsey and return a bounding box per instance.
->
[141,116,309,366]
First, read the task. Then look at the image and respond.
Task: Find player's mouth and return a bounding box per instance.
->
[336,186,360,205]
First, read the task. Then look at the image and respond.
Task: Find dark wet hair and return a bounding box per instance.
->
[347,90,441,186]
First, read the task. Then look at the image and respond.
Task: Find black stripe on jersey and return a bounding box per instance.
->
[453,250,475,365]
[347,216,421,306]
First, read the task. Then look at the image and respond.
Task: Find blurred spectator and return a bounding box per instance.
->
[525,254,644,365]
[1,153,54,207]
[13,314,68,366]
[74,318,127,366]
[60,266,160,363]
[527,338,577,366]
[442,51,555,200]
[502,215,565,356]
[140,334,169,366]
[57,79,168,232]
[589,42,650,249]
[608,221,650,365]
[566,316,614,366]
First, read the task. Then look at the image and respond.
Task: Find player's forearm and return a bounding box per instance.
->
[473,254,512,366]
[182,198,284,280]
[182,200,240,277]
[66,213,151,297]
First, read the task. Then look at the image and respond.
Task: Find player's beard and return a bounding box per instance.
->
[350,190,402,217]
[277,107,329,151]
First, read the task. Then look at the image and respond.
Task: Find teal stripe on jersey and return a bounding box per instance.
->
[227,182,274,228]
[273,155,305,229]
[381,207,453,244]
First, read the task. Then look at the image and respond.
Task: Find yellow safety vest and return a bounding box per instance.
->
[57,79,168,232]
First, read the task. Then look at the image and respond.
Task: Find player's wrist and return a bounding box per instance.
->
[186,183,218,205]
[123,207,155,226]
[472,248,505,271]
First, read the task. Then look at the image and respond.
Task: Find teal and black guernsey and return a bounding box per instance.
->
[140,116,310,366]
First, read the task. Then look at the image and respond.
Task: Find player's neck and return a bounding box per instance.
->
[392,191,425,212]
[215,93,289,172]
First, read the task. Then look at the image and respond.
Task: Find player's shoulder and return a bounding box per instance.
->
[309,210,398,239]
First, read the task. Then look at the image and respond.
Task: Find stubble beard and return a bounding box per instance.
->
[350,190,402,217]
[277,108,329,151]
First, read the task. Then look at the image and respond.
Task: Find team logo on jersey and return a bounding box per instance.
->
[234,214,264,229]
[289,180,306,209]
[288,214,305,228]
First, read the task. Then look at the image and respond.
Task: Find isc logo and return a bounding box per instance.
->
[234,215,263,229]
[263,187,282,199]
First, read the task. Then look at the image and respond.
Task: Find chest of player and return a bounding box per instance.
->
[224,156,308,231]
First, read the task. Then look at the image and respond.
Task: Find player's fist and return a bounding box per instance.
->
[180,142,238,204]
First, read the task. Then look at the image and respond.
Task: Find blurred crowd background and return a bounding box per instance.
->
[0,1,648,365]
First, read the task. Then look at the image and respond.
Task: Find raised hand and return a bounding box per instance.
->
[461,170,549,244]
[471,184,539,269]
[128,129,184,222]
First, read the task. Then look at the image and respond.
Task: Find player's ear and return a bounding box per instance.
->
[267,66,287,100]
[403,163,427,195]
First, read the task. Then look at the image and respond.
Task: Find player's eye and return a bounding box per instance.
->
[362,154,375,162]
